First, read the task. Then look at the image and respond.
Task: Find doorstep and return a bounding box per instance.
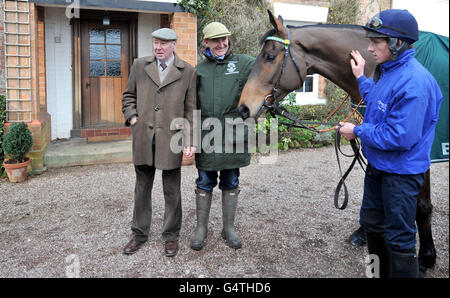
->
[44,138,132,168]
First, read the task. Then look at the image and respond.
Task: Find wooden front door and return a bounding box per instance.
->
[81,20,129,127]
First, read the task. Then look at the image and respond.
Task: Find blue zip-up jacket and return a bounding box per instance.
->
[353,49,443,174]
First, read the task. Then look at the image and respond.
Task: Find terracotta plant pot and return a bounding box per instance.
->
[3,158,31,183]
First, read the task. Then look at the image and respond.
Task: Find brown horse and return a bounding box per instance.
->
[237,10,436,276]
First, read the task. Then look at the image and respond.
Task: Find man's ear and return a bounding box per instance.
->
[203,39,209,48]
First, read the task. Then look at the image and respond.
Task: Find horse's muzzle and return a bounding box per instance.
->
[237,104,250,120]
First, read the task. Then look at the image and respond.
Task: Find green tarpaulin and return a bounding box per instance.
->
[414,31,449,163]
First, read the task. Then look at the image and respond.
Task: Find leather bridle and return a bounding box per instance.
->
[254,26,304,120]
[252,26,368,209]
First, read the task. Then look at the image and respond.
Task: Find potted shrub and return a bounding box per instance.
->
[2,122,33,182]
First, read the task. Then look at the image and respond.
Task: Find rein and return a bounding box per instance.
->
[269,96,368,210]
[261,28,368,210]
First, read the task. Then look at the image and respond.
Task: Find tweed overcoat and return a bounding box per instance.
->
[122,53,196,170]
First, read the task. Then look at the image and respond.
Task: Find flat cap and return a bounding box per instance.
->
[203,22,231,40]
[152,28,178,41]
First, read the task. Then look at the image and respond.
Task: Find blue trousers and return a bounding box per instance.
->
[196,169,240,192]
[359,164,425,252]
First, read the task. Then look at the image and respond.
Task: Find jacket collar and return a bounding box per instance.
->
[144,52,185,87]
[144,52,185,68]
[380,48,415,72]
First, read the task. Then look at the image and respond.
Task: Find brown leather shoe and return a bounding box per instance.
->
[123,239,146,255]
[164,240,179,257]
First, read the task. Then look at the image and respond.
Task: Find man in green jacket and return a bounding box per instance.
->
[190,22,255,251]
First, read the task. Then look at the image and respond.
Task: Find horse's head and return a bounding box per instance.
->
[238,10,307,120]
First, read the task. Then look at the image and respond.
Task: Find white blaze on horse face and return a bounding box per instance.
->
[368,38,392,64]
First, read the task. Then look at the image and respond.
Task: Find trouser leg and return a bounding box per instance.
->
[131,164,156,242]
[161,167,182,242]
[361,164,424,278]
[383,172,424,278]
[360,164,391,278]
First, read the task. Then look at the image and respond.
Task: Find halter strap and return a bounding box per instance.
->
[261,27,303,105]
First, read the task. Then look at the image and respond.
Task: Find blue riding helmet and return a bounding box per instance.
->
[364,9,419,45]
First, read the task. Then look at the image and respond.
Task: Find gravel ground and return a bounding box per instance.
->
[0,145,448,278]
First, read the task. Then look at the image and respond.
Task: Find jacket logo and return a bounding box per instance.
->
[225,61,239,75]
[377,100,387,112]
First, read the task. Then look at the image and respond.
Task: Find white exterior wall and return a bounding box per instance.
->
[392,0,449,37]
[273,2,329,25]
[45,7,73,140]
[138,12,160,58]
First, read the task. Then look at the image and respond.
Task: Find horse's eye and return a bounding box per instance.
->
[264,54,276,62]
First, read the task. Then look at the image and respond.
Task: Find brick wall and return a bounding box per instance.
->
[3,2,50,174]
[0,1,5,95]
[170,12,197,67]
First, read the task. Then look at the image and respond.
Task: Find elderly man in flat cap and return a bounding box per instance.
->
[122,28,197,257]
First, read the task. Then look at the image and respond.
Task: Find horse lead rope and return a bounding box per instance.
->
[267,97,368,210]
[333,130,367,210]
[264,28,368,210]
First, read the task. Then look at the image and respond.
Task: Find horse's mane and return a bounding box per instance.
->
[260,24,365,46]
[286,24,364,30]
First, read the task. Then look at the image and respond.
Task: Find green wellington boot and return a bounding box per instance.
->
[190,188,212,251]
[221,189,242,249]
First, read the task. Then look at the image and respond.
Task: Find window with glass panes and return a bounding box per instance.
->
[89,29,122,77]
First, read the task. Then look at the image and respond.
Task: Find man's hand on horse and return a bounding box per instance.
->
[338,122,356,141]
[350,50,365,79]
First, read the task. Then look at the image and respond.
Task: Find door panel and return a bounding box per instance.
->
[81,20,129,127]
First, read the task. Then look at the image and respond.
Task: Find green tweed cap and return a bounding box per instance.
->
[203,22,231,40]
[152,28,178,41]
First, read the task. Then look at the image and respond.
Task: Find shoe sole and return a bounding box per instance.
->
[165,251,178,257]
[123,250,137,255]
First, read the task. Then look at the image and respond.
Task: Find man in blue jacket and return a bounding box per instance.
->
[339,9,443,278]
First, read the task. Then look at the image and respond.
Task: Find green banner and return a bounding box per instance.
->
[414,31,449,163]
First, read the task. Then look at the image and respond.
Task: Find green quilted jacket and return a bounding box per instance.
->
[195,51,255,171]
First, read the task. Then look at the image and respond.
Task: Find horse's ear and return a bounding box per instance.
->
[268,10,278,29]
[267,10,286,38]
[277,15,284,25]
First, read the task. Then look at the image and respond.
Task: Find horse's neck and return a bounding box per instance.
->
[291,25,374,100]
